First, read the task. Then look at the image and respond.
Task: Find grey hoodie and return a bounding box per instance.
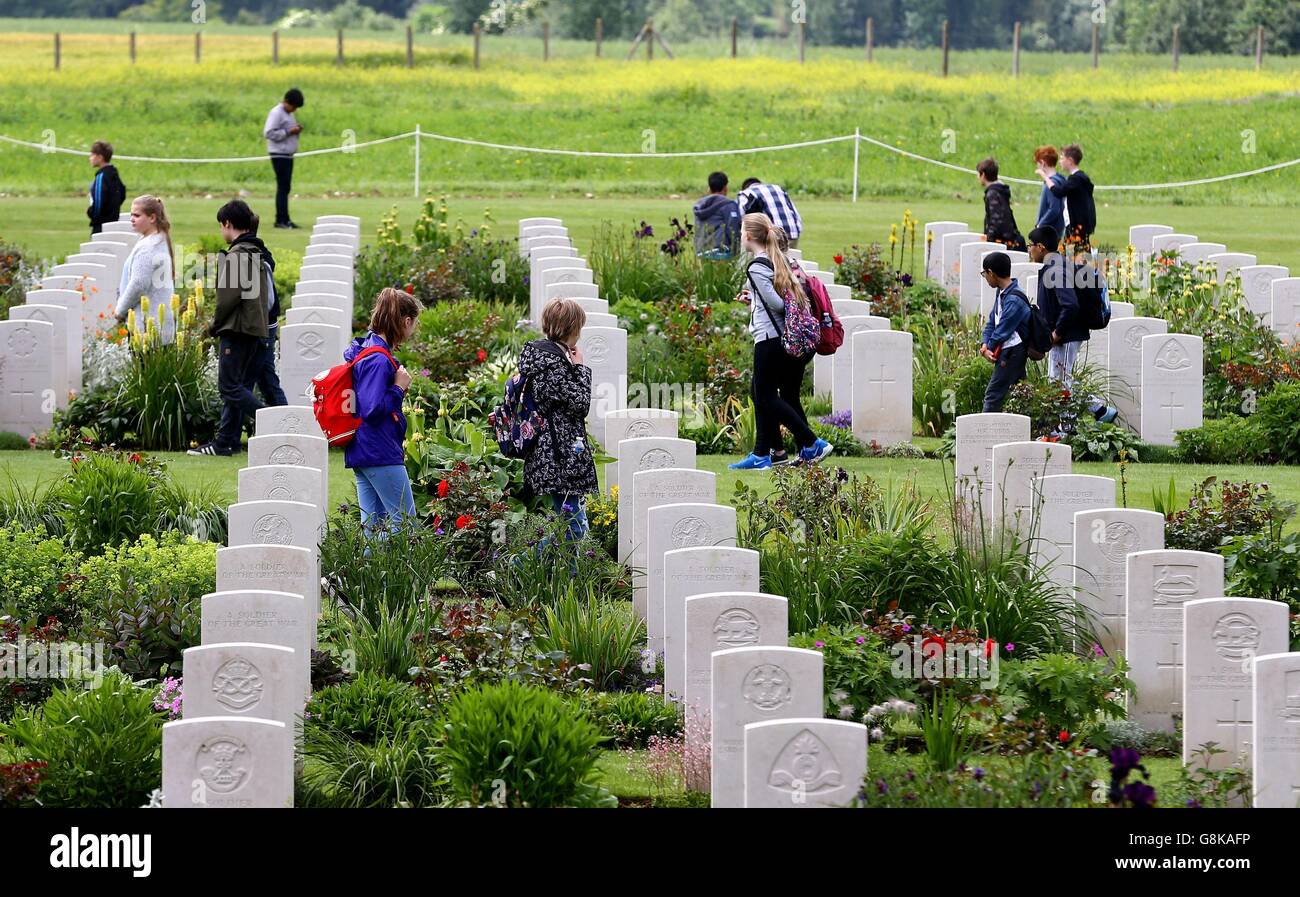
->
[264,103,299,156]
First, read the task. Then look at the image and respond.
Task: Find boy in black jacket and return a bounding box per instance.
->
[1040,144,1096,250]
[87,141,126,235]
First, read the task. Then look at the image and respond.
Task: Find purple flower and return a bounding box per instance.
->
[972,767,985,780]
[901,624,911,633]
[1109,747,1143,777]
[1090,643,1104,657]
[818,409,852,430]
[814,640,825,648]
[1122,782,1157,808]
[1005,643,1015,652]
[855,636,866,645]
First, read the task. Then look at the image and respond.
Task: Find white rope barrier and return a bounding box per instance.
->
[2,129,1296,191]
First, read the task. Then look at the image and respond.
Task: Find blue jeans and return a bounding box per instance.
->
[550,494,590,542]
[354,465,416,532]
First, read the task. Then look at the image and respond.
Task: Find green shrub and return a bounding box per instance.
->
[1165,478,1277,553]
[47,451,158,553]
[535,591,646,690]
[999,653,1132,740]
[1253,382,1300,464]
[299,718,444,808]
[304,672,430,744]
[791,625,902,717]
[1174,415,1264,464]
[0,670,163,808]
[0,431,30,450]
[576,690,681,749]
[0,526,80,624]
[440,680,611,807]
[858,748,1092,807]
[1069,417,1143,462]
[76,533,213,678]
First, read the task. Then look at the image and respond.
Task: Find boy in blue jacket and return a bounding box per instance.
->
[979,251,1030,413]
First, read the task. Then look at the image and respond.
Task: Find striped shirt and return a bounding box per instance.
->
[738,183,803,239]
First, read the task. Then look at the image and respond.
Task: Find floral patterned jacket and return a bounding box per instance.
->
[518,339,598,497]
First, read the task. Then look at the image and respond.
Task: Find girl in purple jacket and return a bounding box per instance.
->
[344,288,421,530]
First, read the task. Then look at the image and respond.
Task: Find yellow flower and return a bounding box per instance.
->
[140,296,150,317]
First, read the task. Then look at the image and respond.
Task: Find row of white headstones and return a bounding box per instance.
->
[0,212,367,435]
[927,220,1299,445]
[158,215,362,807]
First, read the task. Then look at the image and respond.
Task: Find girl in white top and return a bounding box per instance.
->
[115,194,176,344]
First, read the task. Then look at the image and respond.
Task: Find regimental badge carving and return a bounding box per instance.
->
[1122,324,1151,352]
[714,608,760,649]
[1211,612,1261,662]
[269,444,305,465]
[1098,521,1141,565]
[281,412,303,434]
[1152,338,1191,372]
[587,336,609,365]
[638,448,674,470]
[211,657,264,712]
[1152,564,1198,606]
[266,471,295,502]
[742,664,793,711]
[1250,270,1275,299]
[197,735,252,794]
[252,513,293,545]
[625,419,654,439]
[1282,670,1300,722]
[671,516,711,548]
[296,331,326,361]
[768,729,842,795]
[7,327,37,357]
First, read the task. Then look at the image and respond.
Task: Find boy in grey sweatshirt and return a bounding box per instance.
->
[263,88,304,228]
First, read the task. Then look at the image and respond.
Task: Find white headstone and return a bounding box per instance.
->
[316,214,361,227]
[182,643,302,732]
[238,465,324,521]
[851,329,912,446]
[615,437,696,563]
[584,312,618,329]
[216,544,320,619]
[959,241,1001,316]
[939,232,982,293]
[711,646,822,808]
[247,433,329,512]
[298,266,353,299]
[824,284,853,305]
[254,405,325,439]
[1251,652,1300,808]
[1205,252,1256,285]
[989,441,1072,537]
[992,263,1042,317]
[1178,242,1227,266]
[162,717,293,807]
[1126,549,1225,733]
[544,280,600,301]
[1236,265,1287,324]
[1031,475,1116,588]
[600,409,677,494]
[630,469,716,618]
[576,326,627,428]
[1270,278,1300,344]
[1150,233,1197,256]
[1140,333,1202,446]
[663,547,761,705]
[744,719,867,808]
[924,221,969,280]
[299,252,351,269]
[201,590,313,699]
[1107,317,1167,432]
[285,305,350,333]
[644,503,737,652]
[8,305,71,407]
[819,314,888,408]
[1129,225,1174,254]
[1073,509,1164,659]
[534,266,594,329]
[810,270,835,287]
[227,500,323,555]
[527,249,581,322]
[1183,597,1289,769]
[830,298,871,318]
[0,320,55,438]
[954,413,1031,515]
[278,322,344,407]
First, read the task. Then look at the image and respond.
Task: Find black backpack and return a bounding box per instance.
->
[1009,287,1052,361]
[1074,264,1111,330]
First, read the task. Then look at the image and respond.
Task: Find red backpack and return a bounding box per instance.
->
[311,346,398,446]
[794,263,844,356]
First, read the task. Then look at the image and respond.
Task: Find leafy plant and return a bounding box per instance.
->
[1165,477,1278,552]
[1174,415,1265,464]
[73,531,216,633]
[576,690,681,749]
[919,688,978,772]
[1069,416,1142,462]
[999,652,1132,740]
[440,680,612,808]
[304,672,431,745]
[1253,382,1300,464]
[791,625,902,718]
[299,717,444,808]
[858,748,1093,808]
[0,670,163,808]
[536,590,646,690]
[0,525,80,624]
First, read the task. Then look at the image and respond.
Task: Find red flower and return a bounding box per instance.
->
[455,514,473,529]
[983,638,997,659]
[404,283,415,293]
[129,453,141,464]
[476,348,487,363]
[921,635,946,653]
[437,479,449,498]
[438,655,448,664]
[833,254,843,265]
[1058,729,1070,743]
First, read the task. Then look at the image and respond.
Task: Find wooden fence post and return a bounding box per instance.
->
[596,17,602,57]
[272,28,278,63]
[1012,21,1020,77]
[336,28,344,65]
[1255,25,1264,70]
[543,20,549,61]
[799,21,805,64]
[130,30,137,63]
[941,20,949,77]
[866,17,873,62]
[647,19,653,61]
[473,23,480,69]
[195,31,201,64]
[1091,23,1099,69]
[406,25,413,68]
[54,32,60,70]
[1172,24,1180,72]
[731,18,737,57]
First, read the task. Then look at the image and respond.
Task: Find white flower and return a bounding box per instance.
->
[830,689,849,704]
[837,704,856,720]
[869,727,884,742]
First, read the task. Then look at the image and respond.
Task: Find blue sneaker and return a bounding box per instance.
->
[728,453,772,470]
[798,438,834,466]
[1098,406,1119,424]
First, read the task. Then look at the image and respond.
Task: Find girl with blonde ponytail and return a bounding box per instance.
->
[728,213,833,470]
[115,194,176,343]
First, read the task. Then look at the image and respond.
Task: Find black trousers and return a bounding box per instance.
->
[270,154,294,225]
[216,333,264,451]
[982,343,1028,413]
[752,337,814,455]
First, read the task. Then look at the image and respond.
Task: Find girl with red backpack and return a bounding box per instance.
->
[343,288,422,530]
[728,213,833,470]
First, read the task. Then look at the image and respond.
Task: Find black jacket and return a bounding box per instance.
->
[692,193,740,257]
[210,233,270,339]
[1038,252,1089,344]
[88,164,127,233]
[982,182,1025,250]
[518,339,598,497]
[1049,169,1096,241]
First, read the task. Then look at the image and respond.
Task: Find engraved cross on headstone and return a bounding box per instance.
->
[1161,392,1184,429]
[866,363,896,407]
[10,376,36,417]
[1214,697,1252,757]
[1156,640,1183,708]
